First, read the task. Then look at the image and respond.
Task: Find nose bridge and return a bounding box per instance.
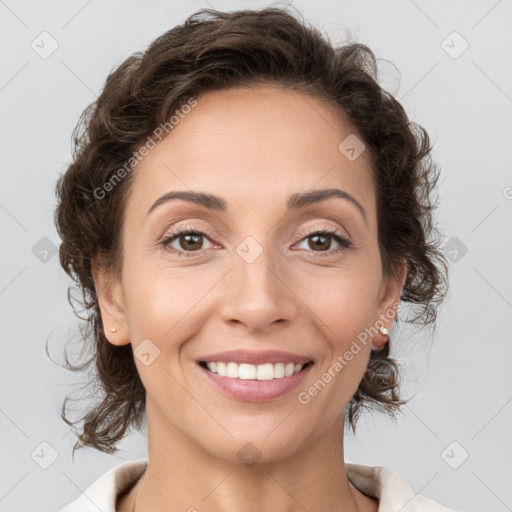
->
[219,235,295,329]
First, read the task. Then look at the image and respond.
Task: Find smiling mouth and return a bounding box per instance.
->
[198,360,314,380]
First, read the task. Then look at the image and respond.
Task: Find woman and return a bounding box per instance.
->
[55,6,455,511]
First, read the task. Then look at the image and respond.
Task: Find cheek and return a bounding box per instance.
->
[121,268,203,398]
[295,262,380,393]
[295,292,375,418]
[121,251,216,339]
[299,261,381,340]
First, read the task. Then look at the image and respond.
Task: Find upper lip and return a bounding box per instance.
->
[197,350,313,366]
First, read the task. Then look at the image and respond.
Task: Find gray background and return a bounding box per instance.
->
[1,1,511,511]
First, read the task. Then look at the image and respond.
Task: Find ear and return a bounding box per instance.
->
[373,258,407,350]
[92,261,130,346]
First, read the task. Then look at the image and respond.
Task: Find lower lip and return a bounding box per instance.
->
[198,363,313,402]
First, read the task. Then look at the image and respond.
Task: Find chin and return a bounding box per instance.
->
[191,419,316,467]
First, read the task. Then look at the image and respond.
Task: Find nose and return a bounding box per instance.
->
[219,246,298,333]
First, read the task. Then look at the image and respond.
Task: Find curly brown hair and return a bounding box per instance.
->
[54,6,448,455]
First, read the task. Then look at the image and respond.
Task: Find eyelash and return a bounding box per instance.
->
[159,225,352,257]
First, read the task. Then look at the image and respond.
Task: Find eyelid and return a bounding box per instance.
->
[159,221,352,256]
[294,223,351,244]
[159,222,218,244]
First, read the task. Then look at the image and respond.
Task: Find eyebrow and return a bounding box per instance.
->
[147,188,366,222]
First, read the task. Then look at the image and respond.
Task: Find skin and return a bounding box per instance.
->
[94,84,405,512]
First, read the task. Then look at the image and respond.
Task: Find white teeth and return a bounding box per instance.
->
[257,363,274,381]
[226,362,238,378]
[238,363,256,380]
[204,361,307,380]
[274,362,285,378]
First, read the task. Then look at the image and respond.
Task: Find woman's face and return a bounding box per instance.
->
[97,85,403,463]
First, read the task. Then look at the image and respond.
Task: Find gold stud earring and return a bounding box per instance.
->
[109,327,117,333]
[379,326,389,336]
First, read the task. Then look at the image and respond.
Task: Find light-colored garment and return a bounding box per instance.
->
[59,458,458,511]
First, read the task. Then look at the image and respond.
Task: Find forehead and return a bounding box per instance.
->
[128,85,376,221]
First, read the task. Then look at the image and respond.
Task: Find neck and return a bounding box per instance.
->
[124,403,375,512]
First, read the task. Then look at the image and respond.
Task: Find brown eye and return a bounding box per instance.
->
[307,233,332,251]
[161,228,216,254]
[295,228,351,255]
[178,232,204,251]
